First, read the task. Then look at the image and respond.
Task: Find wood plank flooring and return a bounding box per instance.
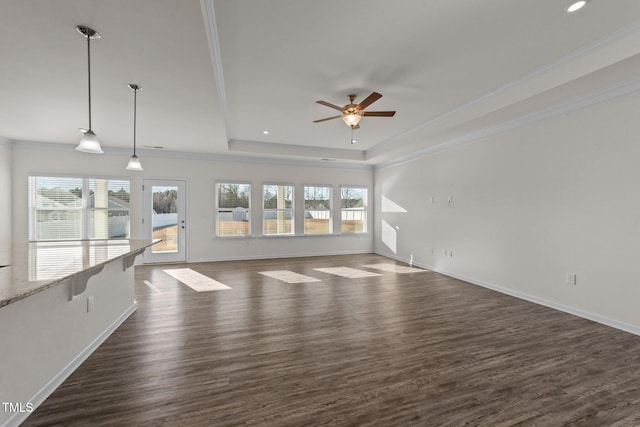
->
[23,254,640,426]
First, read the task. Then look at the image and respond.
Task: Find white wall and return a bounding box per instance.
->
[0,260,135,427]
[0,139,12,245]
[374,91,640,333]
[11,145,373,260]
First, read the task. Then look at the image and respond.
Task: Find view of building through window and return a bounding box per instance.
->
[304,185,332,234]
[29,176,130,241]
[214,183,366,237]
[216,183,251,237]
[263,184,293,235]
[341,186,367,233]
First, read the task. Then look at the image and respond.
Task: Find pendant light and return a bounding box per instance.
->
[75,25,103,154]
[126,84,143,171]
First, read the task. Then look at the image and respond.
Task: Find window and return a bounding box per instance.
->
[263,184,293,235]
[29,176,130,241]
[304,185,332,234]
[340,186,367,233]
[216,183,251,237]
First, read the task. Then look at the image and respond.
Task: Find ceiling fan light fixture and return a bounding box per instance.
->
[342,112,362,127]
[315,92,394,135]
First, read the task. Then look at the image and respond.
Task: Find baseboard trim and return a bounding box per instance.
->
[374,250,640,337]
[2,303,137,427]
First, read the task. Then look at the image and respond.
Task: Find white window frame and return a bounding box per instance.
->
[215,182,251,237]
[28,175,131,241]
[263,183,294,236]
[340,186,367,234]
[303,185,332,235]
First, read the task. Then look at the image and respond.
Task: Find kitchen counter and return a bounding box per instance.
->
[0,239,157,307]
[0,239,159,427]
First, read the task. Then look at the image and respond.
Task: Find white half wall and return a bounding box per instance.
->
[11,146,373,260]
[374,90,640,332]
[0,260,136,427]
[0,139,12,245]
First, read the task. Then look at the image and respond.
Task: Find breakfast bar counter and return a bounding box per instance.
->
[0,239,157,427]
[0,239,157,307]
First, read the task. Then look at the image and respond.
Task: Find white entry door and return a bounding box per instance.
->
[143,179,187,263]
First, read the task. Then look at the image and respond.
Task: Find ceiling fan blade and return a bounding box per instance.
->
[316,100,344,112]
[363,111,396,117]
[313,115,342,123]
[356,92,382,110]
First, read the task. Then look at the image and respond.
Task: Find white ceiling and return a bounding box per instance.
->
[1,0,640,166]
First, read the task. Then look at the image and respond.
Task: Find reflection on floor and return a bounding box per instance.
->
[257,263,427,284]
[314,266,382,278]
[163,268,232,291]
[159,263,428,289]
[258,270,322,283]
[363,263,426,273]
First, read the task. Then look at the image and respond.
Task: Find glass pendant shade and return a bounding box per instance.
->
[126,154,143,171]
[342,113,362,127]
[76,130,104,154]
[567,1,587,12]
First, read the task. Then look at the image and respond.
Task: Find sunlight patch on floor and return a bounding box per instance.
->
[314,267,382,279]
[163,268,232,291]
[259,270,322,284]
[363,263,427,274]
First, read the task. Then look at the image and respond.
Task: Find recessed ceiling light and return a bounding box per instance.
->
[567,1,587,13]
[263,130,270,135]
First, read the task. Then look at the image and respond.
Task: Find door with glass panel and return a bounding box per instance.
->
[143,179,186,263]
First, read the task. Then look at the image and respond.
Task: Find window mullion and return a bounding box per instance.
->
[82,178,90,240]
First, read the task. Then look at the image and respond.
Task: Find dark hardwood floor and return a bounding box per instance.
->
[24,254,640,426]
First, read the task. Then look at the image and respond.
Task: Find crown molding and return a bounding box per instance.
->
[228,138,366,162]
[375,76,640,170]
[200,0,230,140]
[11,140,373,171]
[369,18,640,162]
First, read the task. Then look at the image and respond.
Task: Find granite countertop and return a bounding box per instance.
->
[0,239,158,307]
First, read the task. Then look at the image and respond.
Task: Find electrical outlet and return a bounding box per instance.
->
[87,296,94,312]
[565,273,577,286]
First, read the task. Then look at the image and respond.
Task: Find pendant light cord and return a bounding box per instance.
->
[133,88,137,156]
[87,33,92,130]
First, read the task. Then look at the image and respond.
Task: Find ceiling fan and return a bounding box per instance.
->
[313,92,396,129]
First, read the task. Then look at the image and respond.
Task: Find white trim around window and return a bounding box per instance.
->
[263,183,294,235]
[28,175,131,241]
[215,182,251,237]
[340,185,367,233]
